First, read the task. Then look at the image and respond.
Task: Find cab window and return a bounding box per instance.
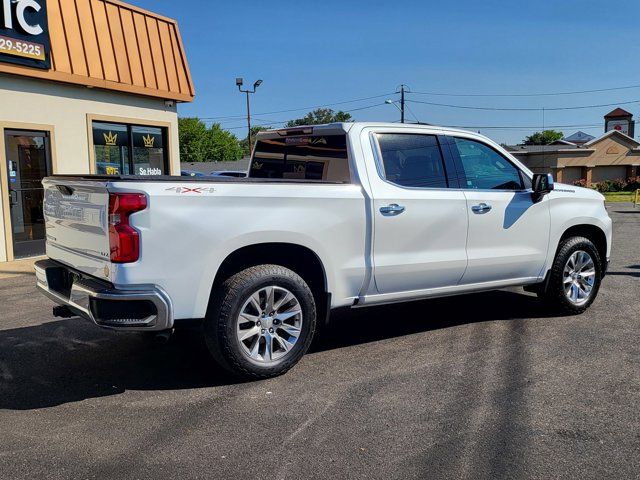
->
[250,134,350,182]
[450,137,524,190]
[376,134,449,188]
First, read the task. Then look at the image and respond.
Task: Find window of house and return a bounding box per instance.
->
[450,137,524,190]
[92,122,168,176]
[376,134,449,188]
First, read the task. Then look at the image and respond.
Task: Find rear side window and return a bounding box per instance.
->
[250,135,350,182]
[376,134,448,188]
[450,137,524,190]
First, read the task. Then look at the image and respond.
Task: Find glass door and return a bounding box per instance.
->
[4,130,52,259]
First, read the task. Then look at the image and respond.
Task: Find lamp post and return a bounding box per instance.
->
[385,99,402,115]
[236,78,263,155]
[386,98,422,124]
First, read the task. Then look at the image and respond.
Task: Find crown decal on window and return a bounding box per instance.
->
[103,131,118,146]
[252,161,263,170]
[142,134,155,148]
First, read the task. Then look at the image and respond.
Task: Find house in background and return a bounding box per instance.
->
[563,131,595,146]
[507,109,640,185]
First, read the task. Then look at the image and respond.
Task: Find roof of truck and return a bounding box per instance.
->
[257,122,479,138]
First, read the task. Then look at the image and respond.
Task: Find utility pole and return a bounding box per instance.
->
[236,78,263,155]
[400,84,406,124]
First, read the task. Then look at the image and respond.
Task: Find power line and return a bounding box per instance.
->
[199,92,395,120]
[207,103,387,127]
[410,83,640,97]
[444,124,603,131]
[406,98,640,111]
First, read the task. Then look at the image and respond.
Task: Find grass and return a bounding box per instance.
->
[603,191,637,203]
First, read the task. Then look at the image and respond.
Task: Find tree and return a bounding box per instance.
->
[523,130,564,145]
[178,117,244,162]
[285,108,352,127]
[178,117,211,163]
[208,123,244,162]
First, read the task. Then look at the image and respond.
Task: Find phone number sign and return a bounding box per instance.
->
[0,0,50,69]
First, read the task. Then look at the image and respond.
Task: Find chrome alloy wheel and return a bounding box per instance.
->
[236,286,303,363]
[563,250,597,306]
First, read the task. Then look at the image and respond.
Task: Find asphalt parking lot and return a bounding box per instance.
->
[0,205,638,480]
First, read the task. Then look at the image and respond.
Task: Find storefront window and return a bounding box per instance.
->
[92,121,168,176]
[132,126,165,176]
[93,122,130,175]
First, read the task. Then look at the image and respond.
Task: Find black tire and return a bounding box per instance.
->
[539,236,603,314]
[204,264,317,379]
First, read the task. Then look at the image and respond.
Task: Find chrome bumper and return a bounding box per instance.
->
[35,259,174,331]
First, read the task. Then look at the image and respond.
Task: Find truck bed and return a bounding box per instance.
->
[48,174,346,184]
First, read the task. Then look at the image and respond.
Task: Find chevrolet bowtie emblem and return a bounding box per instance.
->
[103,131,118,146]
[142,134,155,148]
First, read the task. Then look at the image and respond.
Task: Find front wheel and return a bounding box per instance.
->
[539,236,603,314]
[204,264,317,379]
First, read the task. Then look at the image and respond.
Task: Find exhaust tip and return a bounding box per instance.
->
[53,305,76,318]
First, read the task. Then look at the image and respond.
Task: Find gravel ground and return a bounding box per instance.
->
[0,204,638,479]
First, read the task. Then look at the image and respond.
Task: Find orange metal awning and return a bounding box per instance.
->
[0,0,195,102]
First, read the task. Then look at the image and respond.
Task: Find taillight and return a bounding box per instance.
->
[108,193,147,263]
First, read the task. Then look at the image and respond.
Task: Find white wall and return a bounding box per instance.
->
[0,73,181,262]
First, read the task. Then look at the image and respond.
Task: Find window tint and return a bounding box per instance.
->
[250,135,350,182]
[451,137,523,190]
[376,134,448,188]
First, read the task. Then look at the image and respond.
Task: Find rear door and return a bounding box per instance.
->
[365,130,468,294]
[444,135,550,284]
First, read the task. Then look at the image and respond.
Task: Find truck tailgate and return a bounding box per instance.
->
[42,178,112,279]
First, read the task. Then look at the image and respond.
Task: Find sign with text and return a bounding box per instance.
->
[0,0,50,69]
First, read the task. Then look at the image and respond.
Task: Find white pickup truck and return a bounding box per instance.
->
[36,123,612,378]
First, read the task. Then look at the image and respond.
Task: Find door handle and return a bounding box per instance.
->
[471,203,492,214]
[9,190,18,207]
[380,204,405,216]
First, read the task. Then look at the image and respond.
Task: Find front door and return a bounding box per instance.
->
[444,135,550,284]
[4,130,52,259]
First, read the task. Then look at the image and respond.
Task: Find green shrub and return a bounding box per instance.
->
[625,176,640,191]
[611,178,626,192]
[594,181,612,193]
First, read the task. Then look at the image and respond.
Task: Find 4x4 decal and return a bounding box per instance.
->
[165,186,217,194]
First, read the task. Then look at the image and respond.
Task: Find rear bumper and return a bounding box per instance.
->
[35,259,174,332]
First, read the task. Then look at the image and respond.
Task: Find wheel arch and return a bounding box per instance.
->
[211,242,330,319]
[558,224,608,266]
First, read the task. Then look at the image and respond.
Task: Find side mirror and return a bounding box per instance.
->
[532,173,554,202]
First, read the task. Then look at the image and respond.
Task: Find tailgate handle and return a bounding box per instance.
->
[57,185,75,196]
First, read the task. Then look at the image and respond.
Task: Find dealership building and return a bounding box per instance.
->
[0,0,194,262]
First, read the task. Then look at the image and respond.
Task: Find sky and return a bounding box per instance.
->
[134,0,640,145]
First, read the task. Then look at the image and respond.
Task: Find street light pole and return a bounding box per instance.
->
[236,78,263,155]
[245,90,251,150]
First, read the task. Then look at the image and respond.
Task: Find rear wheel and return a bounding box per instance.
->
[204,264,316,379]
[539,236,603,314]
